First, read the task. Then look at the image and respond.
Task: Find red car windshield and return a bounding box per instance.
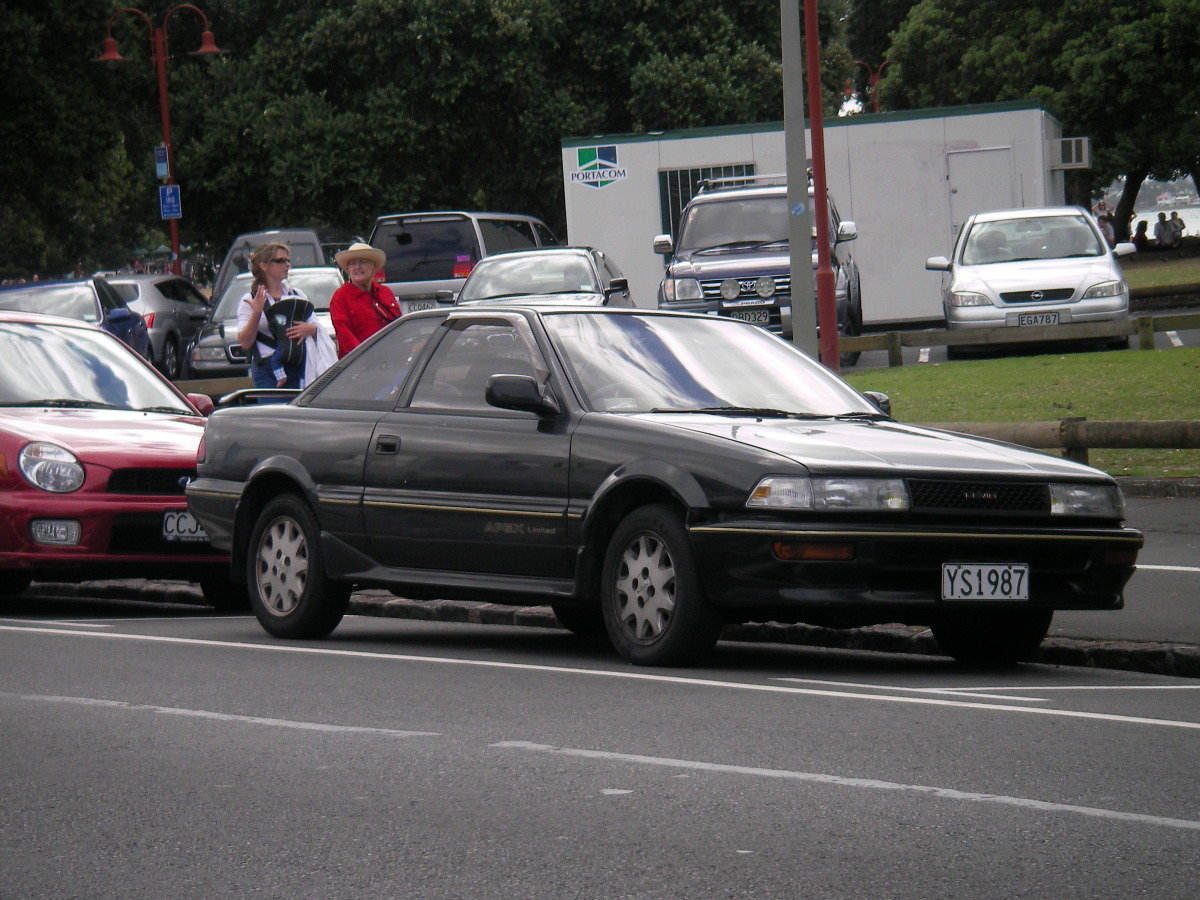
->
[0,321,191,414]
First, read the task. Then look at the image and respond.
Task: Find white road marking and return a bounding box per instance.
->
[601,789,633,795]
[3,624,1199,732]
[1165,330,1184,347]
[492,741,1200,833]
[0,691,439,737]
[0,618,111,628]
[776,677,1049,702]
[907,684,1200,692]
[1137,563,1200,573]
[918,347,931,363]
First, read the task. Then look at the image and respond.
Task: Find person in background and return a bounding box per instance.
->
[1131,220,1151,252]
[1098,215,1116,247]
[1153,212,1179,250]
[1167,211,1187,245]
[329,241,401,357]
[237,243,336,388]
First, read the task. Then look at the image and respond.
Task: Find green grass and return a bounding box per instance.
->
[844,347,1200,478]
[1122,238,1200,292]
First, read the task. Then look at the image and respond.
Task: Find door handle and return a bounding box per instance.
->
[375,434,400,454]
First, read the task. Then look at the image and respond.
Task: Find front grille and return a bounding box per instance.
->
[999,288,1075,304]
[108,468,194,496]
[108,512,208,554]
[700,274,791,301]
[908,479,1049,514]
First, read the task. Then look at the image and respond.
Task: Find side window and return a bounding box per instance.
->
[110,283,139,303]
[154,280,184,303]
[178,281,211,306]
[94,280,123,313]
[478,219,537,254]
[598,253,623,283]
[410,320,543,413]
[307,318,438,410]
[534,223,560,247]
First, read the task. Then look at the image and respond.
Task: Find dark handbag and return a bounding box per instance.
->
[265,297,314,366]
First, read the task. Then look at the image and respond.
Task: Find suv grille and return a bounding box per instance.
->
[907,479,1049,514]
[999,288,1075,304]
[108,468,194,496]
[700,274,791,301]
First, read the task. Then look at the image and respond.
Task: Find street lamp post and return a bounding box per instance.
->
[98,5,221,276]
[855,60,890,114]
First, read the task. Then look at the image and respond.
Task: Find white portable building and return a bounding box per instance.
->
[560,100,1087,326]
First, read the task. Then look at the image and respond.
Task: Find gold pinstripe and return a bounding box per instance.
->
[689,526,1141,542]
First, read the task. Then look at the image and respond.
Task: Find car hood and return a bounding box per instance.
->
[953,257,1121,294]
[0,408,204,463]
[641,414,1107,480]
[670,248,816,280]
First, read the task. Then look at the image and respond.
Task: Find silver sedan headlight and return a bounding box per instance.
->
[1081,280,1127,299]
[19,442,85,493]
[1049,483,1124,518]
[948,291,992,307]
[747,476,909,511]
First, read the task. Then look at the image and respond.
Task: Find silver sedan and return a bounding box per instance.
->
[109,274,214,379]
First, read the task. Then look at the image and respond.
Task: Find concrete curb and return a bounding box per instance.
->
[1116,477,1200,498]
[22,580,1199,679]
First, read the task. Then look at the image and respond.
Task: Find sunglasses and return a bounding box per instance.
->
[270,257,291,265]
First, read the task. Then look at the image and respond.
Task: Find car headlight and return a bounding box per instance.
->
[661,277,703,305]
[1081,280,1127,299]
[191,346,226,361]
[19,442,85,493]
[747,476,910,511]
[1049,483,1124,518]
[948,291,992,307]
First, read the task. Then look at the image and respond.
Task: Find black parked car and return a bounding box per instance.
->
[188,307,1141,667]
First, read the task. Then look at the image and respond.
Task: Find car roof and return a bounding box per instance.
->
[475,246,597,262]
[409,304,706,323]
[970,206,1091,223]
[106,274,192,284]
[372,211,544,224]
[228,228,353,244]
[0,277,95,292]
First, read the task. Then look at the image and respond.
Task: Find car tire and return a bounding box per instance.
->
[551,602,606,640]
[247,494,349,639]
[0,570,33,598]
[159,336,182,380]
[600,504,722,666]
[199,572,249,611]
[839,309,862,368]
[930,609,1053,667]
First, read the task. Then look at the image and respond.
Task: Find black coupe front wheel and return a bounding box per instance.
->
[930,609,1053,667]
[600,504,722,666]
[247,494,349,639]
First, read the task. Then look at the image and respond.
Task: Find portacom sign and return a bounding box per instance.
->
[571,146,628,189]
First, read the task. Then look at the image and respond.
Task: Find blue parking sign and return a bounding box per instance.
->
[159,184,182,220]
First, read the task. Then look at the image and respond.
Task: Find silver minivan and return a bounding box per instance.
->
[367,211,559,312]
[926,207,1135,355]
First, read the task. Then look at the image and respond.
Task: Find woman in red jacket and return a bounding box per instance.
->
[329,242,402,357]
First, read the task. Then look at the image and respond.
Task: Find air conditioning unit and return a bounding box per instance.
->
[1052,137,1091,170]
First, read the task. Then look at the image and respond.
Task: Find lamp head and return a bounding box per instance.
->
[97,36,125,63]
[193,30,222,56]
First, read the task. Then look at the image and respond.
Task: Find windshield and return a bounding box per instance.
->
[459,253,599,301]
[962,215,1105,265]
[0,321,192,413]
[677,196,793,253]
[542,312,877,415]
[0,284,99,323]
[212,270,345,319]
[373,217,478,283]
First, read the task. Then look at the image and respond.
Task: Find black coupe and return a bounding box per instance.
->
[188,307,1141,666]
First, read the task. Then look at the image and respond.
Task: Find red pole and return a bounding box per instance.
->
[804,0,839,371]
[151,26,182,275]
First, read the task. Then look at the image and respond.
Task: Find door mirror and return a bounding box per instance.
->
[652,234,673,255]
[185,392,215,416]
[1113,242,1136,257]
[862,391,891,416]
[836,221,858,243]
[925,256,951,271]
[486,374,560,417]
[604,278,629,296]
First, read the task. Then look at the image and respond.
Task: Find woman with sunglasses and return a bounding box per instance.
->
[236,243,323,389]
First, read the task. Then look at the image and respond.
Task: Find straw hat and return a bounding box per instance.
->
[334,241,386,271]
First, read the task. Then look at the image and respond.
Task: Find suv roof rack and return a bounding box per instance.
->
[696,169,814,194]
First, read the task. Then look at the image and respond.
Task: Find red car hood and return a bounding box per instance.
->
[0,408,205,465]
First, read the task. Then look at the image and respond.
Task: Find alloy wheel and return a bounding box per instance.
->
[254,516,310,616]
[613,532,676,642]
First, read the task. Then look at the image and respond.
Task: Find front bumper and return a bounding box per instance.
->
[688,517,1141,626]
[945,294,1130,329]
[0,488,226,579]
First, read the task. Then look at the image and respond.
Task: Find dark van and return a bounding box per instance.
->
[367,211,559,312]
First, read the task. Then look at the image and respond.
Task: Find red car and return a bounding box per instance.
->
[0,311,239,607]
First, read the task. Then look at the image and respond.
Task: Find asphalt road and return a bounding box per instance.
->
[1,611,1198,898]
